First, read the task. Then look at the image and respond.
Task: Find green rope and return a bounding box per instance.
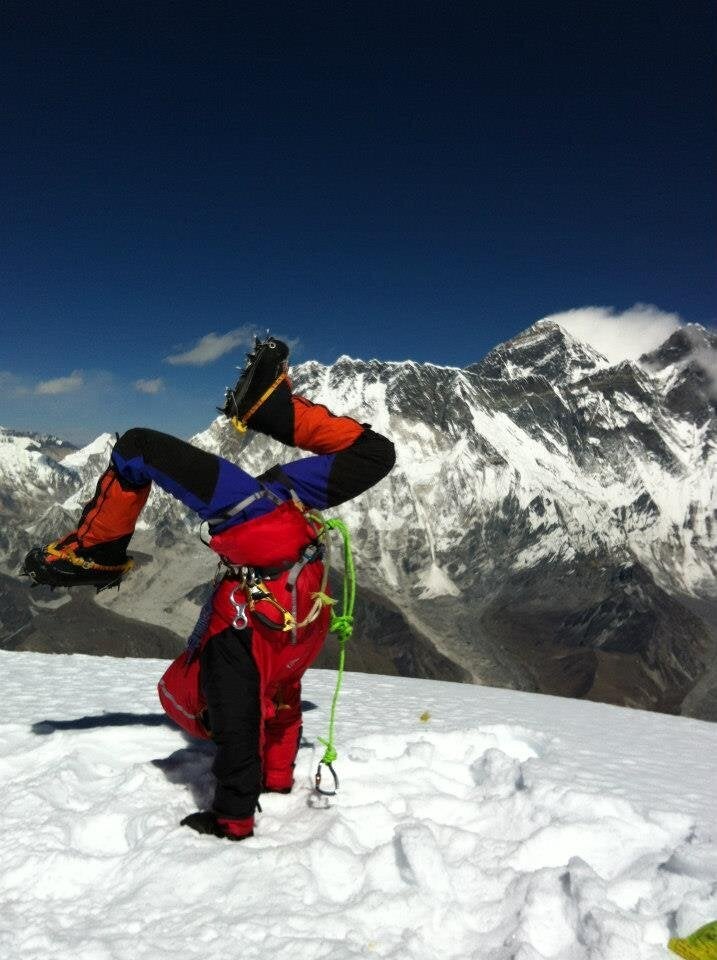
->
[317,518,356,767]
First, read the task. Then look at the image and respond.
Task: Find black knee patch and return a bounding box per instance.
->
[326,430,396,506]
[200,628,262,819]
[114,428,220,504]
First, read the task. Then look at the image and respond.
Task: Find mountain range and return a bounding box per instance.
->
[1,319,715,718]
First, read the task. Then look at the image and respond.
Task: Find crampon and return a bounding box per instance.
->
[21,543,133,593]
[220,335,289,432]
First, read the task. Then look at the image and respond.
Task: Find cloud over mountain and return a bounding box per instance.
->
[540,304,683,363]
[134,378,165,394]
[35,371,84,395]
[165,327,253,366]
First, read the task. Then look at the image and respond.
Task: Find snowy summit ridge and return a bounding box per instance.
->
[470,319,612,384]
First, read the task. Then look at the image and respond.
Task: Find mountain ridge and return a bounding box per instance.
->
[1,318,715,718]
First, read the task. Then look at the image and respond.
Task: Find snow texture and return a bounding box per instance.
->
[1,650,715,960]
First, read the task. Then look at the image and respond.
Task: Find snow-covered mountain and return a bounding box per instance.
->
[1,650,715,960]
[1,318,715,717]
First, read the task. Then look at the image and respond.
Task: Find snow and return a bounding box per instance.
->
[0,428,40,452]
[61,433,115,469]
[1,650,715,960]
[0,431,61,486]
[415,561,461,598]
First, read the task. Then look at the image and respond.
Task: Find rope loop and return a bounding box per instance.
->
[314,517,356,781]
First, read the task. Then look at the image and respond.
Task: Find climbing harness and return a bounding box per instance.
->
[209,489,358,796]
[219,537,328,642]
[209,482,331,638]
[314,517,356,797]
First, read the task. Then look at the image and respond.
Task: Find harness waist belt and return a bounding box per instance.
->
[223,541,324,583]
[208,483,285,531]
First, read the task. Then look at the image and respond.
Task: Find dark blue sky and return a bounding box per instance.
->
[1,1,714,442]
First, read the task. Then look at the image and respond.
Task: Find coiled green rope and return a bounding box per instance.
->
[317,517,355,768]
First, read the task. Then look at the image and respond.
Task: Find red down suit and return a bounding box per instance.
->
[57,387,394,827]
[158,503,333,805]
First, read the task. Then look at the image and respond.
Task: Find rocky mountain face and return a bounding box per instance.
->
[1,319,715,718]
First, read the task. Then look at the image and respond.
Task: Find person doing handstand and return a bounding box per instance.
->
[23,337,395,841]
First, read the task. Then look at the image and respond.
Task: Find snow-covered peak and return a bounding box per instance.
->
[0,426,77,454]
[292,355,463,383]
[0,428,41,454]
[640,323,716,372]
[188,416,223,452]
[469,320,612,385]
[0,427,77,509]
[2,315,716,718]
[62,433,115,469]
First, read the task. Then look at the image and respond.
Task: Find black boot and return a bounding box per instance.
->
[180,810,254,841]
[221,336,290,430]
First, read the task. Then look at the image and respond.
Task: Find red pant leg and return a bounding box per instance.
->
[208,563,330,795]
[290,395,364,454]
[263,679,302,791]
[75,467,150,550]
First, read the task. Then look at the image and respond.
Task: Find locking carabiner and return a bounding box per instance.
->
[229,584,249,631]
[314,761,339,796]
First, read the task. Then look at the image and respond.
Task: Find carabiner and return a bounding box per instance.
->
[315,761,339,796]
[229,585,249,630]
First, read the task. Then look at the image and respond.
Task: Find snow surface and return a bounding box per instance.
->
[1,651,715,960]
[0,429,67,492]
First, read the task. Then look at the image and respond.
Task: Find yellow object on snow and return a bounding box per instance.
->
[668,921,717,960]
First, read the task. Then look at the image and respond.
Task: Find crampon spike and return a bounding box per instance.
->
[95,578,122,595]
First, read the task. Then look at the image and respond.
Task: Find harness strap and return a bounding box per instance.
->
[257,464,296,490]
[207,483,284,531]
[221,539,324,585]
[218,534,330,640]
[45,541,133,574]
[286,542,322,591]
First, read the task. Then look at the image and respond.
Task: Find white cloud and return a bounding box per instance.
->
[0,371,30,397]
[134,378,165,394]
[165,327,254,366]
[540,304,683,364]
[36,371,84,395]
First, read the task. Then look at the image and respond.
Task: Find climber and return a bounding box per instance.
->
[23,337,395,841]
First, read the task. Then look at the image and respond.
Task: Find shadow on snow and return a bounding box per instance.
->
[30,703,319,807]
